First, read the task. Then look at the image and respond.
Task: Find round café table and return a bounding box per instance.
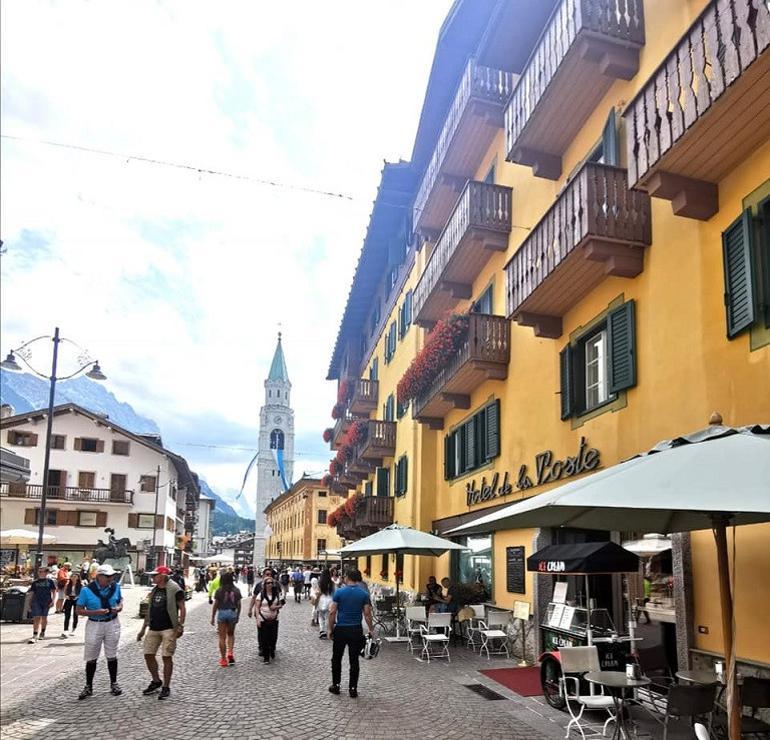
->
[676,669,720,685]
[585,671,651,740]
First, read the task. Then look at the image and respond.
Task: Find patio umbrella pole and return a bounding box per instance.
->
[713,515,739,739]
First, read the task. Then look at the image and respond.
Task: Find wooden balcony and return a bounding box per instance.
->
[337,516,359,542]
[356,420,396,462]
[0,482,134,505]
[505,163,651,338]
[505,0,645,179]
[330,416,351,450]
[349,379,379,416]
[414,314,510,427]
[624,0,770,220]
[355,496,394,536]
[414,58,516,235]
[414,181,513,326]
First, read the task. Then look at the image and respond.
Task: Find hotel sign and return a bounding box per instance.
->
[465,437,601,507]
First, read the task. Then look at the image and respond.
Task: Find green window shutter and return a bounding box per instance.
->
[559,345,575,420]
[722,209,756,338]
[601,107,619,166]
[376,467,389,497]
[444,434,454,480]
[364,480,373,497]
[405,290,413,327]
[464,419,475,471]
[608,300,637,394]
[398,305,404,339]
[401,456,408,495]
[486,399,500,460]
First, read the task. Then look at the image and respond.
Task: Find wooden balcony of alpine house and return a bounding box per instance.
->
[408,313,510,429]
[355,496,394,537]
[1,482,134,505]
[355,419,396,463]
[505,0,645,180]
[624,0,770,220]
[413,58,516,237]
[413,180,513,327]
[505,162,651,339]
[349,378,379,416]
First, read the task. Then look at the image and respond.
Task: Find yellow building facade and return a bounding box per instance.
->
[326,0,770,674]
[264,477,342,564]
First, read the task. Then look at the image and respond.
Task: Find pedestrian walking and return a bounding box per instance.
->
[303,565,312,599]
[317,569,335,639]
[207,568,221,605]
[279,569,290,597]
[27,566,56,643]
[54,563,70,613]
[251,574,283,663]
[291,567,303,603]
[75,563,124,700]
[170,567,186,591]
[61,572,83,638]
[328,568,375,698]
[137,566,185,700]
[246,566,255,591]
[211,571,241,667]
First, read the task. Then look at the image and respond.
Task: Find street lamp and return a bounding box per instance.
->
[1,327,107,570]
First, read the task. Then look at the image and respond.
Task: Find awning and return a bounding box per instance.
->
[527,542,639,575]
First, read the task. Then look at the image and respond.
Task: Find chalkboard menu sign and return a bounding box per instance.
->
[506,546,526,594]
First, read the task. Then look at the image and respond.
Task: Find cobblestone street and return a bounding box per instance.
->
[1,586,692,740]
[0,585,577,740]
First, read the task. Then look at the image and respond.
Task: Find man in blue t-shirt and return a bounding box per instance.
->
[27,566,56,643]
[75,563,124,700]
[327,568,374,698]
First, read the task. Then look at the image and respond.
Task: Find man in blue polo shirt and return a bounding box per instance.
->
[76,563,124,700]
[327,568,374,698]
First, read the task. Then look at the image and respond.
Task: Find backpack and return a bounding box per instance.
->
[56,569,68,587]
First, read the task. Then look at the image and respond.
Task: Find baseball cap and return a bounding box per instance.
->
[96,563,116,576]
[147,565,171,576]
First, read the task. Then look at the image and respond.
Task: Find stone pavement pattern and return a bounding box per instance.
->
[1,585,688,739]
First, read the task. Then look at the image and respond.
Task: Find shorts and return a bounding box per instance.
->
[56,588,65,600]
[30,601,50,618]
[217,608,238,623]
[84,618,121,661]
[143,628,177,657]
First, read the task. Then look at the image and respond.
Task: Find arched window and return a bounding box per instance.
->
[270,429,284,450]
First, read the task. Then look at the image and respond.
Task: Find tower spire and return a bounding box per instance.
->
[267,332,289,383]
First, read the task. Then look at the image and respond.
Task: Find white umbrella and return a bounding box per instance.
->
[340,524,468,641]
[201,553,234,563]
[449,422,770,738]
[0,529,57,545]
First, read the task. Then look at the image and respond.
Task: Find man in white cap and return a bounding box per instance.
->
[75,563,124,699]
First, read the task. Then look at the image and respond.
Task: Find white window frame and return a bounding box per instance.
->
[137,514,155,528]
[584,329,609,410]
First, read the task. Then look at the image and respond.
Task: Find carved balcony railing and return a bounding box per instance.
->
[414,58,516,235]
[330,415,351,450]
[356,420,397,462]
[0,482,135,505]
[349,379,379,416]
[624,0,770,220]
[336,515,360,542]
[414,181,512,326]
[355,496,394,536]
[505,162,651,338]
[413,314,510,427]
[505,0,644,179]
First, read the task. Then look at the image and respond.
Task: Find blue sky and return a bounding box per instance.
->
[0,1,452,511]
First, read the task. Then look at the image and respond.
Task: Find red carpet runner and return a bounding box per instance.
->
[479,666,542,697]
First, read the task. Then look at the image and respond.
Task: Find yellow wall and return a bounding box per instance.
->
[333,0,770,662]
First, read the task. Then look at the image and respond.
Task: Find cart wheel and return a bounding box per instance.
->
[541,655,566,710]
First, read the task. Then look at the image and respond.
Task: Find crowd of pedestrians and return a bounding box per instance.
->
[23,559,377,702]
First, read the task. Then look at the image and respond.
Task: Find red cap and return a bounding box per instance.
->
[153,566,172,575]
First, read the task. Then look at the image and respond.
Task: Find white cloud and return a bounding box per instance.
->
[0,0,452,495]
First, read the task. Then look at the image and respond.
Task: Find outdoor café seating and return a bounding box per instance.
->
[478,610,511,660]
[461,604,486,651]
[558,646,617,739]
[419,612,451,663]
[712,676,770,737]
[405,606,427,653]
[660,683,718,740]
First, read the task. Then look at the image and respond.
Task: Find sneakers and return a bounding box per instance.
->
[142,680,162,695]
[69,630,76,637]
[38,632,46,640]
[328,684,340,695]
[158,687,171,701]
[218,658,229,667]
[110,682,122,696]
[78,685,93,700]
[319,632,327,639]
[227,653,235,665]
[27,635,37,644]
[60,632,68,639]
[349,687,358,698]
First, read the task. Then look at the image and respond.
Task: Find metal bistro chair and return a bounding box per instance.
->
[463,604,486,651]
[713,676,770,738]
[373,597,399,636]
[478,611,511,660]
[558,646,617,740]
[405,606,427,653]
[662,683,718,740]
[419,612,452,663]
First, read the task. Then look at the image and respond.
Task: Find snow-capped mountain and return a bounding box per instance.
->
[219,488,256,519]
[198,477,238,517]
[0,370,159,434]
